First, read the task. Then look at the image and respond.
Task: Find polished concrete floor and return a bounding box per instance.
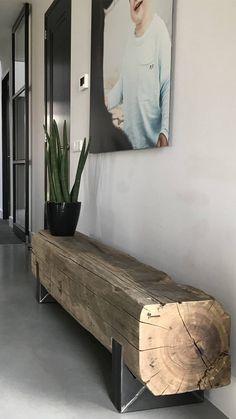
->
[0,219,22,244]
[0,244,228,419]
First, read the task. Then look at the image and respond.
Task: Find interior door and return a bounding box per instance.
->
[45,0,71,210]
[12,4,30,241]
[2,73,10,220]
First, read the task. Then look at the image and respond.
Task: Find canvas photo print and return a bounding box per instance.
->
[90,0,174,153]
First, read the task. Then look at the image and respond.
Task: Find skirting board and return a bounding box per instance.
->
[207,376,236,419]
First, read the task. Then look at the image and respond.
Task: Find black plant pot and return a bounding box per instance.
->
[46,202,81,236]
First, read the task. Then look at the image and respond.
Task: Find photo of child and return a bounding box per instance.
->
[90,0,173,153]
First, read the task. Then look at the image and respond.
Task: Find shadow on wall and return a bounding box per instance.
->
[83,154,118,243]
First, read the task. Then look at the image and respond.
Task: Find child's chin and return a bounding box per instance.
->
[133,10,143,22]
[136,14,144,24]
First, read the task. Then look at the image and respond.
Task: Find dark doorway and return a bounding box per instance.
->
[2,73,10,220]
[12,4,30,242]
[45,0,71,210]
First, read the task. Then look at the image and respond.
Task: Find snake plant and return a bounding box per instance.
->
[44,120,90,203]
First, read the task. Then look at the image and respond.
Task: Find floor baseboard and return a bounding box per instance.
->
[207,375,236,419]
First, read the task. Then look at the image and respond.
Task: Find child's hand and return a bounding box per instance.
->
[156,133,168,148]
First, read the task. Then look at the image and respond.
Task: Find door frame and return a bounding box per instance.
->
[2,73,10,220]
[12,3,30,241]
[44,0,71,227]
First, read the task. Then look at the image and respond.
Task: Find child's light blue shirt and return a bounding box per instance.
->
[108,14,171,149]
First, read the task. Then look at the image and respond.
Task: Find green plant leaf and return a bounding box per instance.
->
[44,122,89,204]
[70,137,90,202]
[45,121,64,202]
[46,147,56,202]
[63,120,69,192]
[53,119,62,169]
[60,146,70,202]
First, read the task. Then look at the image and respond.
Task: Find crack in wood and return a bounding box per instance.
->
[175,375,185,394]
[161,384,170,395]
[176,304,209,368]
[197,352,229,390]
[139,320,170,331]
[207,300,216,312]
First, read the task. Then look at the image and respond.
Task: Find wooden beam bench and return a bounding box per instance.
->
[32,230,230,412]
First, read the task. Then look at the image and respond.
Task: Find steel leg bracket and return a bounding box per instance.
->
[36,277,55,304]
[111,339,204,413]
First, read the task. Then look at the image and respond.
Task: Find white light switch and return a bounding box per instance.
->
[79,73,89,90]
[73,140,84,152]
[73,141,80,152]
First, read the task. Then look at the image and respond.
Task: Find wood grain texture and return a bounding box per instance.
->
[32,230,231,396]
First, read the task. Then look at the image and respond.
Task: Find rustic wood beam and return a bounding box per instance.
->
[32,230,231,397]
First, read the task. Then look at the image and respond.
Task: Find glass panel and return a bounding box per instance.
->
[14,92,25,160]
[15,165,25,229]
[14,16,25,93]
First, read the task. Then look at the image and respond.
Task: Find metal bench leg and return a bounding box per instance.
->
[111,339,204,413]
[36,263,55,304]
